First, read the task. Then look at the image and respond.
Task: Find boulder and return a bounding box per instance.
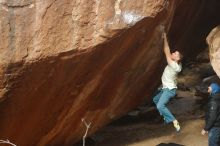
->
[0,1,178,145]
[207,25,220,78]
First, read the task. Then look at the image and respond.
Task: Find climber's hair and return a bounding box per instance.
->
[177,51,183,64]
[179,51,183,61]
[172,50,183,63]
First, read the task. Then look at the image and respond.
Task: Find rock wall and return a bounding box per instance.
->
[0,0,220,145]
[0,1,177,145]
[207,26,220,77]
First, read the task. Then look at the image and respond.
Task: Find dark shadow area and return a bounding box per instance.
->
[73,115,192,146]
[169,0,220,62]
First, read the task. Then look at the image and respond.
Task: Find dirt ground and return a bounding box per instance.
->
[95,119,207,146]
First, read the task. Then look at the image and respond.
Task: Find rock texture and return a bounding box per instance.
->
[0,0,220,145]
[207,25,220,77]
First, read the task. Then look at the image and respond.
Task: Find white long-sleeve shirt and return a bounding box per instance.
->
[162,61,182,89]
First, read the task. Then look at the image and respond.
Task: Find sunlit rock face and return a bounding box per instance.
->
[207,26,220,77]
[0,0,220,145]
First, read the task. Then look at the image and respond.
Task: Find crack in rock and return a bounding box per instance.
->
[0,2,33,9]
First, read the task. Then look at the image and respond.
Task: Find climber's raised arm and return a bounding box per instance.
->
[162,32,173,65]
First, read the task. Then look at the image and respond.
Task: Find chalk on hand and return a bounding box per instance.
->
[159,25,165,33]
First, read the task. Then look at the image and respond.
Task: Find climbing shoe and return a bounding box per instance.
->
[173,120,181,132]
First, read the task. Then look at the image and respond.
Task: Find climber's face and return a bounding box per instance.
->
[171,51,181,62]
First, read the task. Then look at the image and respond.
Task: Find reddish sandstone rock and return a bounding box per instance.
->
[0,0,220,145]
[207,26,220,77]
[0,1,178,145]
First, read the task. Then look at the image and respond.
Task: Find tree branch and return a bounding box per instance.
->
[0,139,16,146]
[81,118,91,146]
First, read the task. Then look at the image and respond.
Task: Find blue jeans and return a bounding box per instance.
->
[153,88,176,123]
[209,127,220,146]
